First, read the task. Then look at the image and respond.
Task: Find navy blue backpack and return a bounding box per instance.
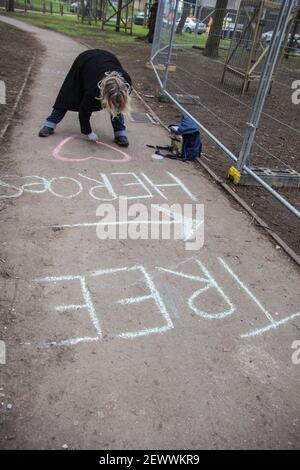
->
[147,115,202,162]
[171,115,202,161]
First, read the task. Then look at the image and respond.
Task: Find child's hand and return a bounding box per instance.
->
[87,132,98,142]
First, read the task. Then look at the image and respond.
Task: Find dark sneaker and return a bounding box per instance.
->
[114,135,129,147]
[38,126,54,137]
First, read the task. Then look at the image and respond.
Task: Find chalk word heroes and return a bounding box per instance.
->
[0,172,197,202]
[36,257,300,347]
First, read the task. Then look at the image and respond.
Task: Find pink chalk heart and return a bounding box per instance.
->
[53,135,131,163]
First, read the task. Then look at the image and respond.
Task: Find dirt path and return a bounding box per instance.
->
[0,16,299,450]
[0,21,43,140]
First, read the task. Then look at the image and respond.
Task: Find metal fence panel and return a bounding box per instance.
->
[150,0,300,220]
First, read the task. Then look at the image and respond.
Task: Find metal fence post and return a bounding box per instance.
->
[162,0,180,91]
[236,0,296,172]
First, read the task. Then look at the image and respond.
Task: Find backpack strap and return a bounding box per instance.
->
[146,144,173,152]
[146,144,189,163]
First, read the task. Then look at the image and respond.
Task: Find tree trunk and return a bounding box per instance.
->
[81,0,85,23]
[116,0,122,32]
[6,0,15,12]
[203,0,228,58]
[176,2,190,34]
[147,1,158,44]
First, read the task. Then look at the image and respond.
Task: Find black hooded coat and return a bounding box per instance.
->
[53,49,132,134]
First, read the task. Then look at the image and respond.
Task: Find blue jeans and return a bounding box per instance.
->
[44,108,67,129]
[44,108,127,137]
[110,114,127,137]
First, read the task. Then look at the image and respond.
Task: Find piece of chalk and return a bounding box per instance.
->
[151,154,164,160]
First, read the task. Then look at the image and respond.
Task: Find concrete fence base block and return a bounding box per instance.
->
[158,92,200,105]
[146,62,176,72]
[238,167,300,188]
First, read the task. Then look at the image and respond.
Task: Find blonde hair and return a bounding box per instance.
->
[97,71,131,117]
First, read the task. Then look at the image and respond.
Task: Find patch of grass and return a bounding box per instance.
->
[172,32,230,55]
[1,10,214,49]
[173,32,207,48]
[15,0,70,13]
[1,10,148,45]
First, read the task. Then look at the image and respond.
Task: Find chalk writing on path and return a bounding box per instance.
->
[36,266,173,346]
[53,135,132,163]
[35,257,300,347]
[157,258,235,320]
[0,172,197,202]
[218,257,300,338]
[50,202,204,251]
